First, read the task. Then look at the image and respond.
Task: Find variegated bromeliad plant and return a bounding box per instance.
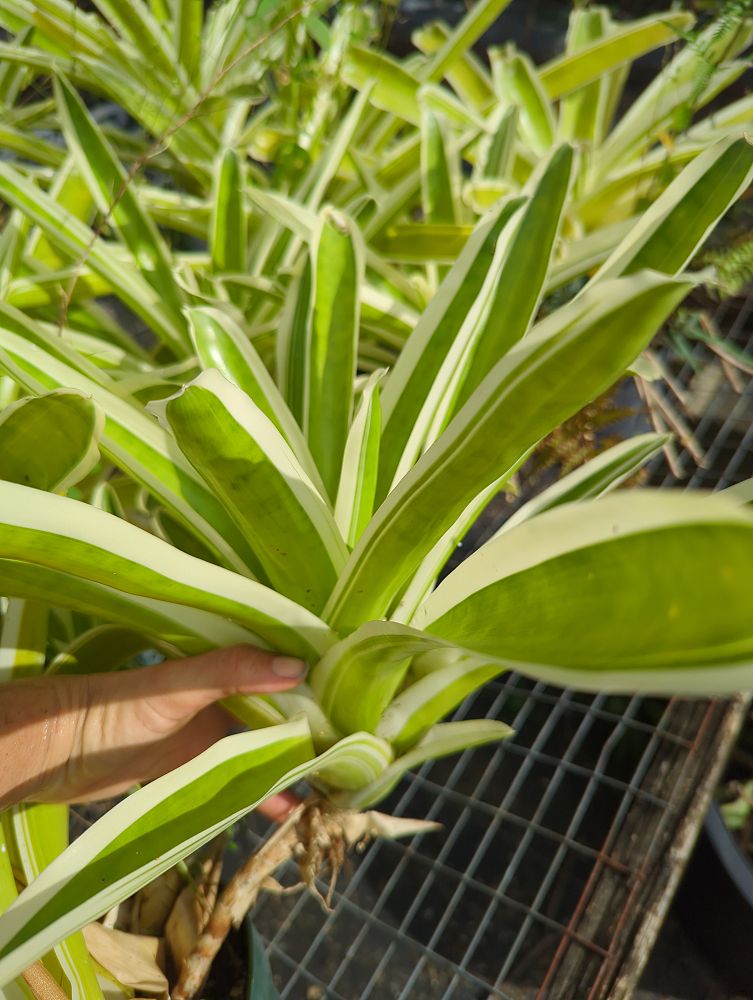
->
[1,51,753,1000]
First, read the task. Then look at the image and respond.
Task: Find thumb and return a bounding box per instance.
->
[127,645,308,723]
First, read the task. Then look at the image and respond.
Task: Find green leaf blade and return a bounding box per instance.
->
[156,370,348,613]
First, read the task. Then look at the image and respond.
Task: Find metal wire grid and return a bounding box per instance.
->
[239,692,738,998]
[229,285,753,1000]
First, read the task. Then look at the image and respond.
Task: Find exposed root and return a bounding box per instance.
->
[171,797,439,1000]
[21,961,69,1000]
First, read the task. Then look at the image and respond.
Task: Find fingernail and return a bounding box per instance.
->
[272,656,308,679]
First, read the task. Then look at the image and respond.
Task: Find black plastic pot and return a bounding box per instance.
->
[676,804,753,996]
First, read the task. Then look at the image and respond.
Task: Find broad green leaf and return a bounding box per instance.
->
[377,649,505,751]
[497,432,669,535]
[187,306,324,493]
[334,370,384,547]
[342,720,513,810]
[491,46,555,156]
[539,11,694,99]
[418,492,753,692]
[304,210,363,502]
[0,559,260,657]
[53,75,187,343]
[0,479,334,660]
[0,390,102,494]
[326,271,695,633]
[210,148,246,283]
[376,196,527,503]
[153,369,348,613]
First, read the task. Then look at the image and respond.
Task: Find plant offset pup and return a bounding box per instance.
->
[2,72,753,1000]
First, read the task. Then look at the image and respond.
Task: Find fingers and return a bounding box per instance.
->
[257,791,300,823]
[129,645,308,725]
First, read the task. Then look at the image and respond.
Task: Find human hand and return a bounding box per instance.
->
[0,645,306,818]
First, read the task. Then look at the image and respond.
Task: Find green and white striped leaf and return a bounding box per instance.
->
[0,722,393,984]
[327,271,695,634]
[452,143,574,409]
[341,46,421,125]
[0,390,102,494]
[187,306,324,492]
[422,0,515,83]
[276,257,312,425]
[152,369,347,613]
[311,732,393,791]
[8,805,105,1000]
[0,479,333,660]
[557,7,609,147]
[476,105,518,180]
[412,21,494,112]
[304,210,363,502]
[210,148,246,282]
[310,621,444,736]
[334,370,384,548]
[496,432,669,535]
[376,196,527,502]
[377,649,505,752]
[342,720,513,810]
[594,17,752,177]
[421,107,457,226]
[491,46,554,156]
[0,322,263,575]
[0,558,261,658]
[0,598,48,681]
[593,135,753,283]
[417,492,753,693]
[539,11,694,99]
